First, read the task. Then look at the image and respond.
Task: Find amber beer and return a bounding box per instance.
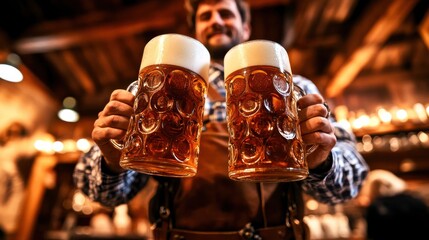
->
[224,40,310,182]
[113,34,210,177]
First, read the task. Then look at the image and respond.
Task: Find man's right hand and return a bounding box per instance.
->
[91,89,135,173]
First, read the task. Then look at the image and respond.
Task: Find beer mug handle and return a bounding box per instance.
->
[110,81,139,150]
[293,85,319,155]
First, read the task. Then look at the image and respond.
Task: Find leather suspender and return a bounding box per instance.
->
[207,81,225,102]
[151,180,308,240]
[151,177,179,240]
[285,181,309,240]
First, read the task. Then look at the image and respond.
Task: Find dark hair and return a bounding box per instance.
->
[184,0,251,32]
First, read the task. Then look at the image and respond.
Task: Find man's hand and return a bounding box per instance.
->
[297,93,337,170]
[91,89,135,173]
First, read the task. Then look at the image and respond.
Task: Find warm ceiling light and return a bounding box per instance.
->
[0,53,23,83]
[58,96,80,122]
[395,109,408,122]
[0,63,23,82]
[377,108,392,123]
[58,108,80,122]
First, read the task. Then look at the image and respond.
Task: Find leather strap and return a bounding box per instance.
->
[207,82,225,102]
[169,225,293,240]
[286,182,309,240]
[151,177,180,240]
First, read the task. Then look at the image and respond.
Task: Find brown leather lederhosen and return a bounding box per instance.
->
[149,84,310,240]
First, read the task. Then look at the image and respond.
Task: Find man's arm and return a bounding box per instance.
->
[73,145,149,207]
[303,121,369,204]
[294,75,369,204]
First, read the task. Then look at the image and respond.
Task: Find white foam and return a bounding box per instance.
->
[140,34,211,82]
[224,40,291,77]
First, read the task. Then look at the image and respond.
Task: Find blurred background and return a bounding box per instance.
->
[0,0,428,239]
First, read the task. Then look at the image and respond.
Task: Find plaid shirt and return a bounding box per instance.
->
[74,64,368,207]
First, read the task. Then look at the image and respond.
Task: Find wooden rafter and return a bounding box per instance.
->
[12,1,183,54]
[418,9,429,49]
[325,0,419,98]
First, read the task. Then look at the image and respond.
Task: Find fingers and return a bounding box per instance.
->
[301,129,336,149]
[297,94,330,121]
[297,93,323,108]
[322,102,331,118]
[92,89,135,144]
[304,131,337,169]
[96,110,132,130]
[110,89,135,103]
[98,90,135,117]
[299,99,337,168]
[300,117,332,136]
[297,93,335,148]
[92,128,124,145]
[92,115,130,145]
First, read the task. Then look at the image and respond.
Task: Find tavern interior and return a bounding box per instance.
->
[1,0,429,239]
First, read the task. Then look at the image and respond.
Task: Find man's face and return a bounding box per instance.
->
[195,0,250,60]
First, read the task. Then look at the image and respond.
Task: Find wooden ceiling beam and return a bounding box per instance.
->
[44,51,92,95]
[418,10,429,49]
[105,39,136,81]
[325,0,419,98]
[12,1,183,54]
[80,44,116,86]
[346,68,429,89]
[60,50,95,94]
[13,17,177,54]
[292,0,328,44]
[44,52,81,95]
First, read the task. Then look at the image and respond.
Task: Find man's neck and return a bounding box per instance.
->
[211,58,224,66]
[210,61,224,71]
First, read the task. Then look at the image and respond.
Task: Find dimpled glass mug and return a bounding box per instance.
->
[112,34,210,177]
[224,40,317,182]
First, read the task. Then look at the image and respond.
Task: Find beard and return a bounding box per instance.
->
[206,37,242,61]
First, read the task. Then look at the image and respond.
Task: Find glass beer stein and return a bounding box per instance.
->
[112,34,210,177]
[224,40,317,182]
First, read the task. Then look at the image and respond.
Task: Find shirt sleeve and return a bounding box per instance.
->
[73,145,149,207]
[293,75,369,204]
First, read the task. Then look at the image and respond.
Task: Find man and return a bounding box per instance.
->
[74,0,369,239]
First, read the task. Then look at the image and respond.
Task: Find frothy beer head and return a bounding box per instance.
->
[224,40,291,77]
[140,34,210,83]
